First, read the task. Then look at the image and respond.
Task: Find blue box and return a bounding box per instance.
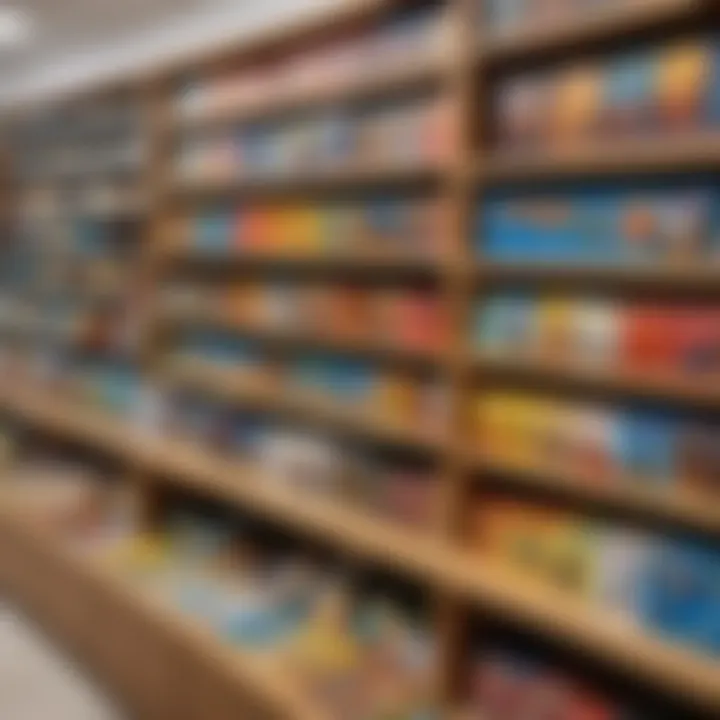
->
[616,410,679,486]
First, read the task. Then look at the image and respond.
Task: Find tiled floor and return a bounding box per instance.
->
[0,601,127,720]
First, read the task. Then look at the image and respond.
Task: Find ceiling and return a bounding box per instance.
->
[0,0,332,105]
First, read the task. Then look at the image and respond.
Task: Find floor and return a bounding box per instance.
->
[0,601,127,720]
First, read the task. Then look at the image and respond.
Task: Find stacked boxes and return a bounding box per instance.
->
[468,497,720,658]
[496,38,720,150]
[476,391,720,493]
[475,294,720,377]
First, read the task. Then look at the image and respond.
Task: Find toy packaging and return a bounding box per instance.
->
[617,410,679,486]
[552,63,604,150]
[571,298,621,368]
[179,96,448,183]
[476,292,720,382]
[187,196,447,262]
[657,40,716,132]
[476,390,720,496]
[495,36,720,150]
[677,423,720,497]
[483,184,716,267]
[496,75,553,150]
[640,540,720,657]
[464,645,631,719]
[601,49,658,137]
[474,295,534,356]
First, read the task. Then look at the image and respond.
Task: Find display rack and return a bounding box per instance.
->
[1,0,719,718]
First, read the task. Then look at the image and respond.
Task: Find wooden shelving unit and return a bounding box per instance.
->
[2,0,720,718]
[2,386,720,715]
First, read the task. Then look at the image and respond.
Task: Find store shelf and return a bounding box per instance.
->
[163,359,447,453]
[1,386,719,716]
[477,354,720,409]
[481,134,720,182]
[442,557,720,718]
[170,162,444,198]
[174,59,444,131]
[473,451,720,537]
[162,248,444,277]
[479,0,702,65]
[477,263,720,293]
[0,505,325,720]
[4,388,135,461]
[163,314,444,367]
[8,1,720,717]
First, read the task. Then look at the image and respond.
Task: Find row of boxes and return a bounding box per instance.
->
[464,646,631,719]
[476,295,720,377]
[497,38,720,149]
[166,392,438,529]
[482,185,720,265]
[469,498,720,657]
[178,8,447,120]
[476,392,720,493]
[171,337,448,435]
[176,97,454,182]
[176,196,449,258]
[163,282,448,354]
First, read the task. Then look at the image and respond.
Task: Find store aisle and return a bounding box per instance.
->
[0,601,126,720]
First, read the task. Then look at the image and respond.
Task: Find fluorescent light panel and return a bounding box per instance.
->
[0,7,30,46]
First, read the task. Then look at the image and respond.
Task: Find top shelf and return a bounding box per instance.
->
[479,0,704,67]
[173,59,444,132]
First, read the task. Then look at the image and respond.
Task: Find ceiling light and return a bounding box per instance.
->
[0,7,30,47]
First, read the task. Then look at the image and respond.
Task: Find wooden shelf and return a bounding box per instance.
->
[481,134,720,182]
[442,556,720,718]
[170,162,444,198]
[163,313,444,367]
[1,386,719,716]
[163,359,447,453]
[477,263,720,293]
[8,1,720,717]
[477,354,720,409]
[174,59,444,131]
[162,248,444,277]
[4,388,135,461]
[474,450,720,536]
[479,0,702,66]
[0,506,325,720]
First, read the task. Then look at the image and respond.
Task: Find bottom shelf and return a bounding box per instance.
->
[0,506,324,720]
[1,388,719,718]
